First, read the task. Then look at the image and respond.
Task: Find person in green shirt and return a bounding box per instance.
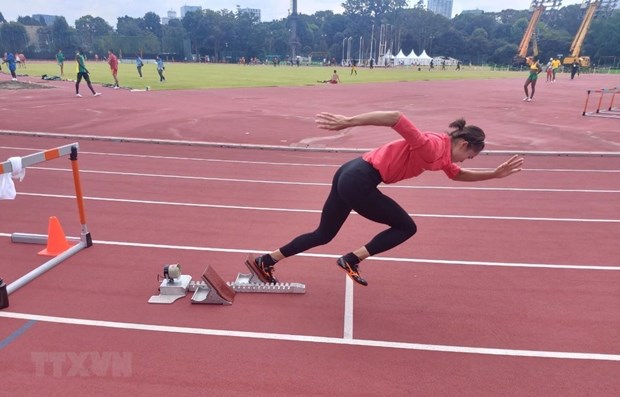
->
[75,48,100,97]
[56,49,65,77]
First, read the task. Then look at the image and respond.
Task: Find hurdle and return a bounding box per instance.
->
[0,143,92,308]
[582,87,620,118]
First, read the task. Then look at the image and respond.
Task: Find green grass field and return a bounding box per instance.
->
[11,61,521,90]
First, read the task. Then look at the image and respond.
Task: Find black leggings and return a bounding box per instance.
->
[76,72,95,94]
[279,157,417,258]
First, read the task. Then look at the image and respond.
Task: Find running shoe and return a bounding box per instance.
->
[245,254,278,284]
[76,93,83,98]
[336,257,368,286]
[93,92,102,97]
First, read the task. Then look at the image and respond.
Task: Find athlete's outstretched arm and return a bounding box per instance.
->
[453,155,524,182]
[315,111,400,131]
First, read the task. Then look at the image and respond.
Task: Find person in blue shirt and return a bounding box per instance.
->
[156,56,165,82]
[3,52,17,80]
[136,54,144,78]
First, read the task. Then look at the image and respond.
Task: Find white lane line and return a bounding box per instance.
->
[343,277,354,340]
[0,311,617,362]
[14,192,620,223]
[3,145,620,173]
[2,234,617,271]
[1,131,620,157]
[25,167,620,193]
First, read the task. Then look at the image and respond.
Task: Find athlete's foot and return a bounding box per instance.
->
[526,97,532,102]
[93,92,101,97]
[245,254,278,283]
[523,96,529,101]
[336,257,368,286]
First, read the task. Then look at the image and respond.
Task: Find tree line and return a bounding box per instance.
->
[0,2,619,66]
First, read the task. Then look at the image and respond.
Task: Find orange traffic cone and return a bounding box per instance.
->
[38,216,73,257]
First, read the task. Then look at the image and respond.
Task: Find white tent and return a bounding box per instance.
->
[417,50,432,66]
[407,50,419,65]
[394,50,408,66]
[433,56,459,67]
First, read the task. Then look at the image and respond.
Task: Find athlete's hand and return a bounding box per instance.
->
[494,155,524,178]
[315,112,351,131]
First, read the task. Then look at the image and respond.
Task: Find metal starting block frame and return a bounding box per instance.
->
[228,266,305,294]
[148,260,305,305]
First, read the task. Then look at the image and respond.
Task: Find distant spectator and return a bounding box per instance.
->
[545,58,553,82]
[318,70,341,84]
[570,61,580,80]
[136,54,144,78]
[56,49,65,77]
[75,48,101,97]
[551,57,561,82]
[156,56,166,82]
[107,49,119,88]
[3,52,17,80]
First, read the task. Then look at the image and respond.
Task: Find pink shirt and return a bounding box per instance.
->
[108,54,118,70]
[362,114,461,184]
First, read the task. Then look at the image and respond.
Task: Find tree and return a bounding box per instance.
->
[586,11,620,61]
[161,23,187,55]
[142,12,162,39]
[75,15,112,50]
[17,16,42,26]
[117,16,144,36]
[0,22,29,52]
[0,12,7,23]
[51,17,75,51]
[342,0,408,19]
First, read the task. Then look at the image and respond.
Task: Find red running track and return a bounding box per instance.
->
[1,72,619,396]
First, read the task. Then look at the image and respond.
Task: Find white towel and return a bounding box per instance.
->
[9,157,26,181]
[0,157,25,200]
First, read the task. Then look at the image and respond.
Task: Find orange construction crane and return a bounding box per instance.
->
[563,0,618,68]
[514,0,562,65]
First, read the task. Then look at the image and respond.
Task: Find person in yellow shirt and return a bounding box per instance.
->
[523,57,542,102]
[551,57,561,82]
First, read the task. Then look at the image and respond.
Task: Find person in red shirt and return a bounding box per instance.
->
[107,49,119,89]
[247,111,524,286]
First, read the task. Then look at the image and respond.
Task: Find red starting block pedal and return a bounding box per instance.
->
[190,266,235,305]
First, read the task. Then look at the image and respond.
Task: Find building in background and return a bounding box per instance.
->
[32,14,59,26]
[427,0,453,19]
[237,7,261,22]
[460,9,484,16]
[180,5,202,18]
[161,10,178,25]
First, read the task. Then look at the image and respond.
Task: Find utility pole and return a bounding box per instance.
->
[289,0,300,60]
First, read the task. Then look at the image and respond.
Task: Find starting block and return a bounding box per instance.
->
[148,272,192,304]
[148,256,305,305]
[190,266,236,305]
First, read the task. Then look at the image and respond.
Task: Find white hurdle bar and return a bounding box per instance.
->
[1,143,92,298]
